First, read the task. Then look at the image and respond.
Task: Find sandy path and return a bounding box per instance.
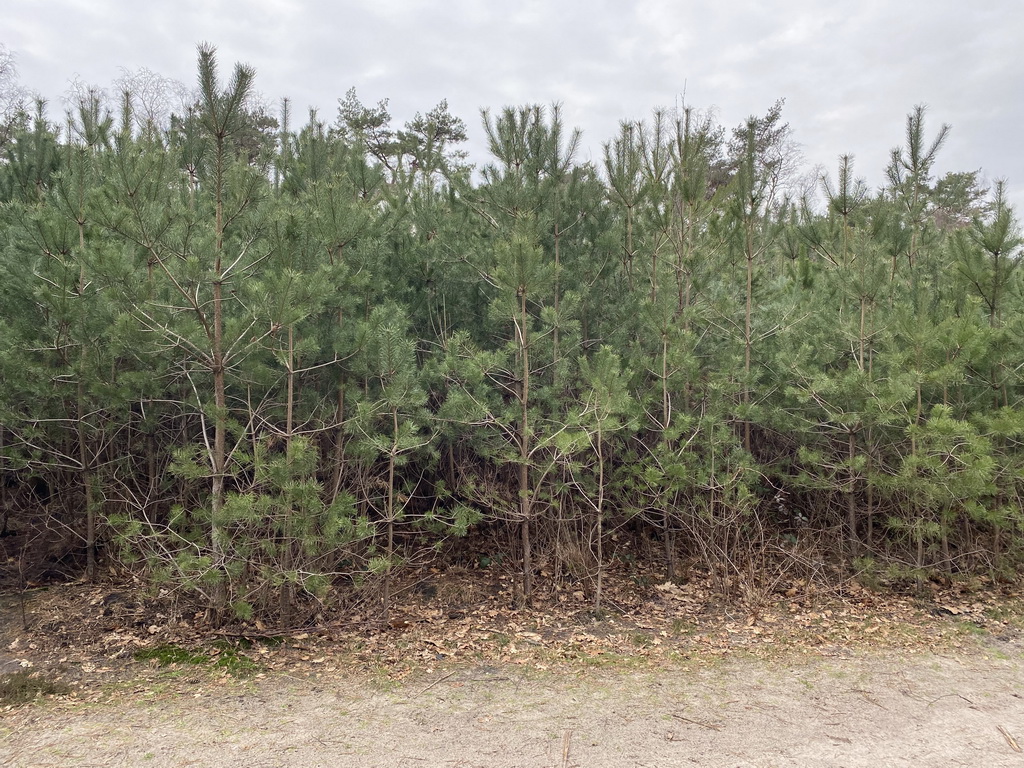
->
[3,649,1024,767]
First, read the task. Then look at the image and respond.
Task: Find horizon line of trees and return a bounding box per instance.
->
[1,44,1022,626]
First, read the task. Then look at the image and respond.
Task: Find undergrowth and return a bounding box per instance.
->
[0,670,70,706]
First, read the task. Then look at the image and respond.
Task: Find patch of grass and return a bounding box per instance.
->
[580,649,638,669]
[364,662,403,691]
[631,632,653,648]
[983,603,1024,627]
[550,643,638,669]
[0,670,71,706]
[671,618,695,636]
[954,620,988,637]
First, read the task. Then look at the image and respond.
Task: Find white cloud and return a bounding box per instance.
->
[3,0,1023,208]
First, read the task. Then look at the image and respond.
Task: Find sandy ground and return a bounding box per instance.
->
[3,646,1024,768]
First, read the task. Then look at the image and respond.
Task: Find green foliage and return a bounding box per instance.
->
[4,51,1024,622]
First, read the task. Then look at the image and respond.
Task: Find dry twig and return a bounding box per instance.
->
[671,713,722,731]
[415,670,456,697]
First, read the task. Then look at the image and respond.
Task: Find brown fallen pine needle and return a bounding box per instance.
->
[997,725,1021,753]
[561,729,572,768]
[671,713,722,731]
[855,689,888,710]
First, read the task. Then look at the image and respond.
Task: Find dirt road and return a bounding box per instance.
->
[3,647,1023,767]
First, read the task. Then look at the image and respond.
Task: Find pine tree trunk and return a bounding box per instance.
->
[518,287,532,606]
[77,223,97,582]
[383,407,398,623]
[209,139,228,624]
[552,223,560,388]
[744,224,754,454]
[594,423,605,611]
[280,326,296,629]
[661,332,676,582]
[847,430,859,560]
[78,378,96,582]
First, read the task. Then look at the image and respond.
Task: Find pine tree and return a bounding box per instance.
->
[348,304,436,621]
[568,346,634,608]
[95,45,274,620]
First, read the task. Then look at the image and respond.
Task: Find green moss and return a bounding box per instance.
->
[210,642,260,676]
[133,642,259,677]
[134,644,209,666]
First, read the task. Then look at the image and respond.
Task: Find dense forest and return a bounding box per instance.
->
[1,45,1022,627]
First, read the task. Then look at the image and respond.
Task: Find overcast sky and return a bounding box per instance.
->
[4,0,1023,208]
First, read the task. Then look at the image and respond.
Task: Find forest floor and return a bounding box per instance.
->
[3,566,1024,766]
